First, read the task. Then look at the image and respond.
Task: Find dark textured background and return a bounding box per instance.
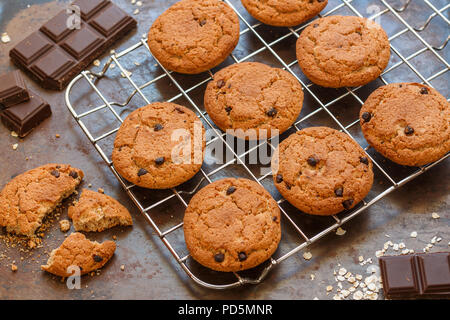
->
[0,0,448,299]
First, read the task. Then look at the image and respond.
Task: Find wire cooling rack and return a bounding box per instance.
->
[65,0,449,289]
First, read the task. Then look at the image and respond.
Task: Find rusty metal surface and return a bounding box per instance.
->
[0,0,448,300]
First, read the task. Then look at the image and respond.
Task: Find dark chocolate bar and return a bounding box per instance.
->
[379,252,450,299]
[1,90,52,137]
[9,0,137,90]
[0,70,30,110]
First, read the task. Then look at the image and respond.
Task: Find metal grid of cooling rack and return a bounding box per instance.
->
[65,0,449,290]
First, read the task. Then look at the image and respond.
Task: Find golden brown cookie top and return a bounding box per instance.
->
[0,164,84,236]
[296,15,390,88]
[360,83,450,167]
[241,0,328,27]
[41,232,116,277]
[112,102,205,189]
[204,62,304,140]
[148,0,240,74]
[183,178,281,272]
[272,127,374,215]
[68,189,133,232]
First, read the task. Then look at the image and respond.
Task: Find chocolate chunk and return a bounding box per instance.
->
[420,87,428,95]
[137,168,148,177]
[93,255,103,263]
[154,123,164,131]
[155,157,165,165]
[226,186,236,195]
[285,182,292,190]
[272,216,277,222]
[0,70,30,110]
[342,199,354,210]
[0,90,51,138]
[334,187,343,197]
[313,23,319,28]
[9,1,137,90]
[199,19,207,27]
[307,156,318,166]
[56,165,61,169]
[238,252,247,262]
[276,174,283,183]
[69,171,78,179]
[361,112,372,123]
[50,170,60,178]
[175,107,185,114]
[214,253,224,263]
[225,106,232,114]
[266,108,278,117]
[217,79,225,88]
[404,125,414,135]
[360,157,369,165]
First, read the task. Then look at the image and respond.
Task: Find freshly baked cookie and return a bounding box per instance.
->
[296,15,390,88]
[68,189,133,232]
[148,0,240,74]
[272,127,373,215]
[360,83,450,167]
[241,0,328,27]
[204,62,304,140]
[112,102,205,189]
[41,232,116,277]
[183,178,281,272]
[0,164,84,236]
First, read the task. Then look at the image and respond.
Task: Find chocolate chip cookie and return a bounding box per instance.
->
[41,232,116,277]
[296,15,390,88]
[183,178,281,272]
[68,189,133,232]
[0,164,84,236]
[112,102,206,189]
[272,127,373,215]
[360,83,450,167]
[241,0,328,27]
[204,62,304,140]
[147,0,240,74]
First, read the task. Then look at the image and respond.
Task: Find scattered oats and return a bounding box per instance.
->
[11,131,18,137]
[367,292,378,300]
[337,275,345,282]
[313,297,319,300]
[367,283,377,291]
[110,63,116,69]
[353,290,363,300]
[348,276,356,283]
[410,231,417,238]
[358,256,364,262]
[310,274,315,281]
[88,183,92,188]
[375,250,384,257]
[134,61,141,66]
[341,289,350,298]
[356,274,363,281]
[431,212,440,219]
[59,220,70,233]
[131,0,136,4]
[431,236,437,244]
[98,188,104,194]
[366,265,379,275]
[136,1,143,6]
[436,237,442,242]
[409,249,414,254]
[332,294,341,300]
[336,227,346,236]
[338,267,347,276]
[426,243,433,249]
[345,272,352,279]
[337,282,343,289]
[121,70,132,78]
[303,252,312,260]
[133,8,140,15]
[1,32,11,43]
[326,285,333,292]
[12,143,18,150]
[398,242,406,249]
[120,265,125,271]
[393,243,399,251]
[348,286,356,293]
[110,49,116,55]
[11,264,18,272]
[93,59,101,67]
[401,249,409,255]
[385,234,391,238]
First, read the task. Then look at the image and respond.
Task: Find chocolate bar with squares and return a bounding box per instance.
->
[9,0,137,90]
[0,70,30,110]
[379,252,450,299]
[1,90,52,137]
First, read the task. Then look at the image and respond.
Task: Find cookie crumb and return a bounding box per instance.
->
[120,265,125,271]
[98,188,104,194]
[335,227,346,236]
[55,134,60,138]
[12,143,18,150]
[11,264,18,272]
[11,131,18,137]
[303,252,312,260]
[410,231,417,238]
[93,59,101,67]
[59,220,70,233]
[1,32,11,43]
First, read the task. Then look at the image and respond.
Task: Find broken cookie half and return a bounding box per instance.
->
[41,232,116,277]
[0,164,84,237]
[68,189,133,232]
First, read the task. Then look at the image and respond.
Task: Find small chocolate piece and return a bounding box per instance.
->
[307,156,318,166]
[275,174,283,183]
[9,1,137,90]
[50,170,60,178]
[379,252,450,298]
[199,19,207,27]
[360,156,369,165]
[226,186,236,195]
[361,112,372,122]
[214,253,224,263]
[93,255,103,263]
[420,87,428,95]
[272,216,277,222]
[225,106,232,114]
[238,252,247,262]
[174,107,185,114]
[69,171,79,179]
[217,79,225,88]
[404,125,414,135]
[334,187,343,197]
[137,168,148,177]
[313,23,319,28]
[342,198,354,210]
[0,90,51,138]
[154,123,164,131]
[0,70,30,110]
[266,108,278,117]
[155,157,165,165]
